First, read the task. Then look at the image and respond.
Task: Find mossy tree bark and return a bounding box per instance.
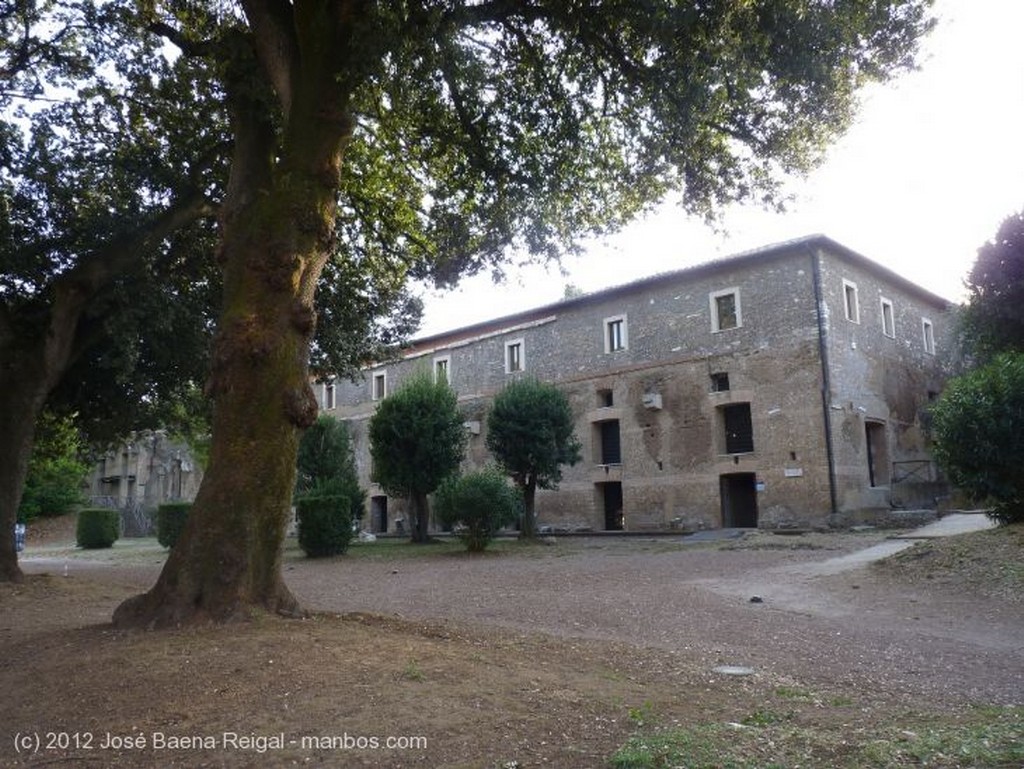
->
[114,3,364,627]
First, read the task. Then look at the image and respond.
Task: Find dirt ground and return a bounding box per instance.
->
[1,518,1021,768]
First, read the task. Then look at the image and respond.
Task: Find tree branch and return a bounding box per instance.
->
[239,0,299,116]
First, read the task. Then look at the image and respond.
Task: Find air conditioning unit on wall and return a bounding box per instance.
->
[641,393,662,410]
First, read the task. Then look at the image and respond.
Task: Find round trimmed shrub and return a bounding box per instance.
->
[76,508,120,549]
[296,494,352,557]
[434,468,523,552]
[157,502,191,548]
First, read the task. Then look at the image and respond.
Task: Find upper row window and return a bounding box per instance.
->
[433,356,451,384]
[880,297,895,338]
[922,318,935,355]
[505,339,524,373]
[710,288,741,332]
[371,371,387,401]
[604,315,628,353]
[843,279,860,324]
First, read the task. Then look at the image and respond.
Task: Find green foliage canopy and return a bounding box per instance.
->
[486,378,582,491]
[368,373,466,541]
[296,414,366,522]
[961,210,1024,362]
[930,352,1024,524]
[434,468,522,552]
[18,412,89,522]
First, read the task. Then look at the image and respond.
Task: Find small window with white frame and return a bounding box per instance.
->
[842,279,860,323]
[371,370,387,400]
[880,297,895,338]
[505,339,524,373]
[323,380,336,410]
[710,288,741,332]
[922,318,935,355]
[604,314,628,352]
[433,355,451,384]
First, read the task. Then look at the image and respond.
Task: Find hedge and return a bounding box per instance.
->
[76,508,120,549]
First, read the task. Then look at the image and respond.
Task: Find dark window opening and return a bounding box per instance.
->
[599,420,621,465]
[598,388,614,407]
[865,421,890,487]
[710,372,730,392]
[723,403,754,454]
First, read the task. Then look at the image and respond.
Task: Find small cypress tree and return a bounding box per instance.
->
[296,495,353,557]
[486,378,581,538]
[368,373,467,543]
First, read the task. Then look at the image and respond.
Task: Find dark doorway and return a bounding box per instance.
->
[720,473,758,528]
[865,421,890,487]
[370,495,388,533]
[598,482,624,530]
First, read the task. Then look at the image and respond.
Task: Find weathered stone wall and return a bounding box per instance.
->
[324,239,952,532]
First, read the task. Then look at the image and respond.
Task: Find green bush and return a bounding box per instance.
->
[296,494,352,557]
[931,352,1024,524]
[156,502,191,548]
[76,508,120,549]
[434,468,523,552]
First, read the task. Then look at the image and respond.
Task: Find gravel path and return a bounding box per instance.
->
[22,519,1023,708]
[285,529,1023,708]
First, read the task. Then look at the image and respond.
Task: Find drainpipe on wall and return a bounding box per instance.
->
[809,246,839,520]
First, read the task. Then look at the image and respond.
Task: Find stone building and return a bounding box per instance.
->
[325,236,954,533]
[88,431,203,533]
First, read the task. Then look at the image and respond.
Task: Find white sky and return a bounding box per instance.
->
[416,0,1024,338]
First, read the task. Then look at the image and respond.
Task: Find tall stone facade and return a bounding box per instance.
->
[88,431,203,513]
[326,236,954,533]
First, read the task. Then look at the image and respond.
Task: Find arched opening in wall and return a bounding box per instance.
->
[370,495,388,533]
[597,482,623,531]
[865,421,890,487]
[720,473,758,528]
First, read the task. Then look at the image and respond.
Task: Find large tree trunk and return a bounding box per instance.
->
[114,8,358,626]
[0,372,48,583]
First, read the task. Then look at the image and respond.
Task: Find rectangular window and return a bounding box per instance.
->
[710,288,741,332]
[323,381,336,410]
[505,339,524,373]
[433,356,450,383]
[604,315,627,352]
[372,371,387,401]
[722,403,754,454]
[598,388,614,407]
[710,372,730,392]
[843,279,860,323]
[880,297,895,338]
[599,420,622,465]
[922,318,935,355]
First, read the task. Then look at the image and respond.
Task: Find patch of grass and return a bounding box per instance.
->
[400,659,424,682]
[774,685,814,701]
[875,523,1024,602]
[610,707,1024,769]
[627,701,657,727]
[741,708,793,726]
